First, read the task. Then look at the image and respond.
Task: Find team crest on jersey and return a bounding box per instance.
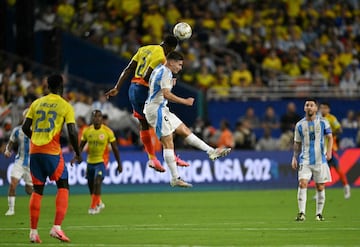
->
[309,125,314,132]
[99,134,105,140]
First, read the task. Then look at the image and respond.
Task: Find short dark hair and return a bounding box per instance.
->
[47,74,63,92]
[163,35,178,48]
[166,51,184,61]
[320,101,330,107]
[305,97,318,105]
[92,109,102,117]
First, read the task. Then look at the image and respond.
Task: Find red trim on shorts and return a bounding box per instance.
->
[31,174,45,186]
[133,110,145,120]
[131,77,149,87]
[50,154,65,181]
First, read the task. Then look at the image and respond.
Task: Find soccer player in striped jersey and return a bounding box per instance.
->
[4,109,32,216]
[144,51,231,188]
[105,35,190,173]
[22,74,82,243]
[319,102,350,199]
[291,98,333,221]
[79,110,122,214]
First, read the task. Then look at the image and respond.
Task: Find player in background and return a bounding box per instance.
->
[4,108,32,216]
[79,110,122,215]
[105,35,189,173]
[144,51,231,187]
[291,98,333,221]
[319,102,350,199]
[22,74,82,243]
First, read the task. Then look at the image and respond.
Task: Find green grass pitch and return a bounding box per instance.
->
[1,188,359,246]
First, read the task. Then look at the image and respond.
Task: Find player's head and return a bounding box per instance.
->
[166,51,184,74]
[161,35,178,55]
[91,109,103,128]
[304,97,318,117]
[319,102,330,116]
[47,74,64,95]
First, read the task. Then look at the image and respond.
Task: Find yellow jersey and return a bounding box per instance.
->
[26,93,75,155]
[324,113,341,151]
[81,124,116,164]
[131,45,165,87]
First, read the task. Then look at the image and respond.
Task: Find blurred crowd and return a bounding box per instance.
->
[187,102,360,151]
[2,0,360,152]
[32,0,360,97]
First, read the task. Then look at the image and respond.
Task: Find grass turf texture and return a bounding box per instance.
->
[0,188,359,246]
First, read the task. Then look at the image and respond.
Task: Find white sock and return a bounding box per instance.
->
[8,196,15,211]
[30,229,38,235]
[52,225,61,231]
[184,133,213,152]
[297,187,307,214]
[163,149,178,179]
[316,190,325,215]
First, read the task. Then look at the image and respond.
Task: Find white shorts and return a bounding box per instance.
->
[298,163,332,184]
[10,160,33,186]
[144,105,182,139]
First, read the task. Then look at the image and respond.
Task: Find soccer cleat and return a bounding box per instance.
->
[29,233,42,243]
[88,207,100,215]
[175,155,190,167]
[147,159,166,172]
[295,212,306,221]
[5,209,15,216]
[170,177,193,188]
[50,227,71,242]
[344,184,351,199]
[208,148,231,161]
[315,214,325,221]
[97,201,105,210]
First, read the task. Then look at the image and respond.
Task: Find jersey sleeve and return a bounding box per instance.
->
[294,123,301,142]
[81,127,88,141]
[107,128,116,143]
[323,119,332,135]
[148,47,165,69]
[132,49,141,63]
[64,103,76,124]
[9,127,19,142]
[160,70,173,89]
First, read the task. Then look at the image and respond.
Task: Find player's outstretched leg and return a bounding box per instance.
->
[208,147,232,161]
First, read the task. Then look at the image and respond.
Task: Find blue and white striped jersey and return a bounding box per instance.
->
[294,116,332,165]
[145,64,173,107]
[9,125,30,166]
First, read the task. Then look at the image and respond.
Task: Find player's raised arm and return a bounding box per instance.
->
[162,88,194,106]
[105,60,138,98]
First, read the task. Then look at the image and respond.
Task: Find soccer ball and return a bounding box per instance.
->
[173,22,192,41]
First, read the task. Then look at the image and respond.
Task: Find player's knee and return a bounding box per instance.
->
[56,179,69,189]
[25,185,33,195]
[316,183,325,191]
[33,185,45,195]
[94,176,103,185]
[298,180,308,188]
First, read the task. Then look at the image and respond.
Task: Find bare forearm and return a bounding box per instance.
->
[111,142,121,165]
[293,142,301,157]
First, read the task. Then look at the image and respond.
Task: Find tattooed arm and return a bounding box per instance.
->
[291,141,301,170]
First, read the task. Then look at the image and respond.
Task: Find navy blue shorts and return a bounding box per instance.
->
[30,153,68,185]
[128,83,148,120]
[86,162,106,180]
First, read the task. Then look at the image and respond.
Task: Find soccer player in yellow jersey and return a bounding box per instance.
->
[319,102,351,199]
[105,35,189,172]
[22,74,82,243]
[80,110,122,214]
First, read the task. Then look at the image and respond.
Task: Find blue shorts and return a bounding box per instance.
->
[86,162,106,180]
[30,153,68,185]
[128,83,148,119]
